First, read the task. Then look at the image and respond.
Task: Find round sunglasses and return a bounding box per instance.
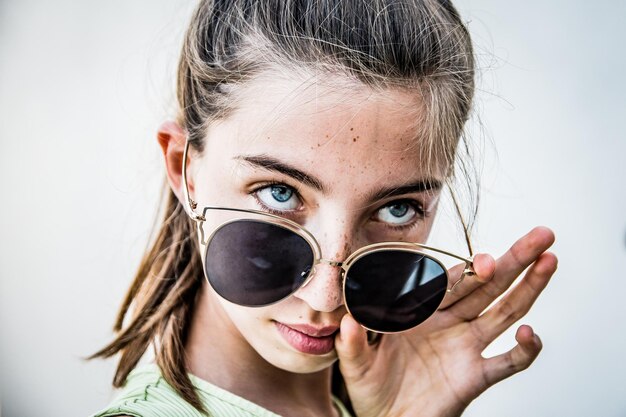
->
[181,142,475,333]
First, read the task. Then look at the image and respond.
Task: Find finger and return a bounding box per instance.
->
[450,226,555,319]
[472,251,557,343]
[439,253,496,310]
[335,314,374,380]
[482,324,543,386]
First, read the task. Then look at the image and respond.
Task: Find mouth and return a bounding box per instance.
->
[274,321,340,355]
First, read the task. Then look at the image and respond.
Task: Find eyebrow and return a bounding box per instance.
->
[235,155,327,192]
[366,179,442,202]
[234,154,442,202]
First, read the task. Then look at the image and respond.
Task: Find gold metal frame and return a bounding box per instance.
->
[181,140,475,333]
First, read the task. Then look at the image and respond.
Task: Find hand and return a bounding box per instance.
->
[335,227,557,417]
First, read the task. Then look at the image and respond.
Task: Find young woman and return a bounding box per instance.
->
[90,1,557,416]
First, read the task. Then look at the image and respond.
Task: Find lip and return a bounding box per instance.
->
[274,322,339,355]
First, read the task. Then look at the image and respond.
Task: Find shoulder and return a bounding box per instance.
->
[91,364,285,417]
[90,365,204,417]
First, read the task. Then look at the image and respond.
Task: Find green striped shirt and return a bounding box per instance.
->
[92,365,352,417]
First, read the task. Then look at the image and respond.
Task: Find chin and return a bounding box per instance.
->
[266,349,338,374]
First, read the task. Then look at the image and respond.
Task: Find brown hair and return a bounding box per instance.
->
[90,0,477,414]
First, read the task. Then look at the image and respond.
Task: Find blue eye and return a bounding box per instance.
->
[375,201,419,225]
[255,184,301,211]
[270,185,292,202]
[389,203,409,217]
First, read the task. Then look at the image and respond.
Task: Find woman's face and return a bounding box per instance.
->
[188,75,446,373]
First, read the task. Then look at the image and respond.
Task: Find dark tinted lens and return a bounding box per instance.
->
[345,250,447,332]
[205,220,314,306]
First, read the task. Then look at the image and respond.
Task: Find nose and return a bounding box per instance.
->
[292,227,353,313]
[293,260,345,313]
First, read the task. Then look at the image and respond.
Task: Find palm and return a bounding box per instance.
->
[371,314,490,416]
[336,227,558,417]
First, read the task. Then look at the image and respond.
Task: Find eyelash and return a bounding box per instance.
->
[378,199,428,232]
[249,181,431,232]
[249,181,305,215]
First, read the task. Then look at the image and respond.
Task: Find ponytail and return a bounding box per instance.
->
[89,185,207,413]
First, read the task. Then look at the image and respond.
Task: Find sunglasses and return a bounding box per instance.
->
[181,141,475,333]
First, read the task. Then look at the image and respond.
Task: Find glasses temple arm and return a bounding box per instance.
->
[414,243,473,265]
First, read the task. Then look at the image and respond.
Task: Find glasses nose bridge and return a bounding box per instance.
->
[318,258,345,269]
[302,258,347,289]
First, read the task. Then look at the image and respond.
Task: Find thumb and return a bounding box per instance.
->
[335,314,374,380]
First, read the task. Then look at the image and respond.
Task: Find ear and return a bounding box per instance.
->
[157,121,194,204]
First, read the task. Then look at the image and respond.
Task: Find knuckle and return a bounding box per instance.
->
[469,320,490,346]
[518,358,532,371]
[506,350,530,374]
[504,352,517,373]
[496,298,522,324]
[477,282,500,300]
[509,242,528,270]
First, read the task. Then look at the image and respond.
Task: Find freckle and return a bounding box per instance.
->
[350,127,354,131]
[325,134,329,138]
[353,138,357,142]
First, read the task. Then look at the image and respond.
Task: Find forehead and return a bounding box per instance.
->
[202,74,445,193]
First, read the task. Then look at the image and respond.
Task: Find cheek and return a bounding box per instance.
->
[421,202,440,237]
[213,293,284,352]
[215,293,269,329]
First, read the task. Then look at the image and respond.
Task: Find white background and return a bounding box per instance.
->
[1,1,625,416]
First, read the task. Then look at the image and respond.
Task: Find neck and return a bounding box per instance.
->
[184,282,339,417]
